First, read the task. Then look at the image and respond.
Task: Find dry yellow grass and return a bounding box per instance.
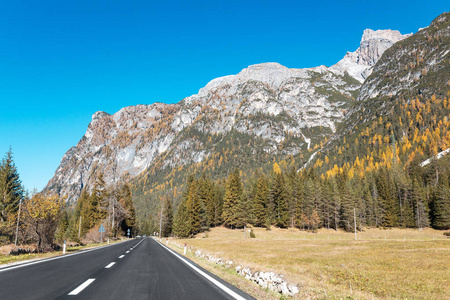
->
[172,227,450,299]
[0,240,123,266]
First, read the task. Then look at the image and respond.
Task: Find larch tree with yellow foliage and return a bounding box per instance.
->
[24,192,63,253]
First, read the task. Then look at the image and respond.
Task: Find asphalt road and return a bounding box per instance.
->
[0,237,254,300]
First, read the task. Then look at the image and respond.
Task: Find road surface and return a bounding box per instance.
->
[0,237,253,300]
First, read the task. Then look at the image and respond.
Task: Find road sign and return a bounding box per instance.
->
[127,228,130,236]
[99,225,105,233]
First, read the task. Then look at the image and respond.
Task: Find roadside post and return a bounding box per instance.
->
[99,225,105,243]
[184,243,187,255]
[63,240,66,254]
[127,228,130,239]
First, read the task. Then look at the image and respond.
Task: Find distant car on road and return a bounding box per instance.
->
[136,235,142,238]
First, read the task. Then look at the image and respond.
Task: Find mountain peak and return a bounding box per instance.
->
[361,29,410,43]
[91,111,110,123]
[332,28,412,82]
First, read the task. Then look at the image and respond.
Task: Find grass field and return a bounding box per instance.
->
[0,239,122,266]
[171,227,449,299]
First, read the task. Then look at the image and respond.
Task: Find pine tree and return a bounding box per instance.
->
[173,197,191,238]
[161,197,173,237]
[253,175,268,227]
[0,149,23,233]
[376,167,399,227]
[77,188,91,236]
[212,183,223,226]
[92,173,108,222]
[340,181,357,232]
[222,169,243,228]
[411,177,429,229]
[431,180,450,229]
[330,178,341,231]
[122,184,136,230]
[186,178,202,234]
[198,175,213,228]
[270,172,289,228]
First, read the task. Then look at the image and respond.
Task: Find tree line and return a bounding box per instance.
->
[162,158,450,238]
[66,174,137,242]
[0,149,136,253]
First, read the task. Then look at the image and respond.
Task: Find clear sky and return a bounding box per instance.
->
[0,0,448,192]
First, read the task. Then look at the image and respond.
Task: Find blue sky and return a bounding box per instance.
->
[0,0,448,192]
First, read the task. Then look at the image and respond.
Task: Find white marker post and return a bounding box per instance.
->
[63,240,66,254]
[184,243,187,255]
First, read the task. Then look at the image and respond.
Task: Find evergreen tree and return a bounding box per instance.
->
[92,173,108,222]
[222,169,243,228]
[411,177,429,229]
[340,181,357,232]
[55,209,69,242]
[212,183,223,226]
[270,172,289,228]
[329,178,341,231]
[197,175,213,228]
[431,180,450,229]
[0,149,23,234]
[186,178,202,234]
[376,167,399,227]
[161,197,173,237]
[122,184,136,230]
[173,199,192,238]
[77,188,91,236]
[253,175,268,227]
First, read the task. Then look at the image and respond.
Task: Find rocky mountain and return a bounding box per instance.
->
[45,25,416,204]
[332,29,412,82]
[313,12,450,175]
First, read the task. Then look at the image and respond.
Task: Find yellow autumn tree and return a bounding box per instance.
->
[273,162,281,174]
[24,192,63,253]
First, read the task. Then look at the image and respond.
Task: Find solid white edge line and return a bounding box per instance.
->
[0,239,134,273]
[105,262,116,269]
[68,278,95,295]
[155,239,246,300]
[119,255,125,258]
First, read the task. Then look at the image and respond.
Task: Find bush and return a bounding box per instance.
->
[250,229,256,238]
[443,231,450,237]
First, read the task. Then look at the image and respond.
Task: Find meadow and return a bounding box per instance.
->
[170,227,449,299]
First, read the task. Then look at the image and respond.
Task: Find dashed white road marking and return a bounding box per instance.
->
[105,262,116,269]
[68,278,95,295]
[126,251,130,253]
[0,239,132,273]
[119,255,125,258]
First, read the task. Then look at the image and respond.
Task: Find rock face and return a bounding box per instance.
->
[321,12,450,166]
[332,29,412,82]
[45,103,180,201]
[45,27,410,202]
[358,13,449,102]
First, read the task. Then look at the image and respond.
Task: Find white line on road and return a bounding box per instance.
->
[156,240,247,300]
[119,255,125,258]
[126,251,130,253]
[0,239,134,273]
[105,262,116,269]
[68,278,95,295]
